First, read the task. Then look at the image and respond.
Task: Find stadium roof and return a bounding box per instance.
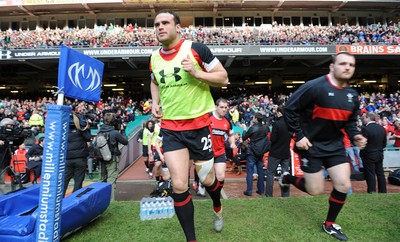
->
[0,0,400,17]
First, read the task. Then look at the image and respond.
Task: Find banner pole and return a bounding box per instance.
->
[35,104,70,242]
[57,93,64,106]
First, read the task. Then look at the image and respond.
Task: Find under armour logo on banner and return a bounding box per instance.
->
[159,67,182,83]
[0,51,11,59]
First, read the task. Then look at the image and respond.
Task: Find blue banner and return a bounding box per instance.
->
[58,45,104,102]
[35,104,71,242]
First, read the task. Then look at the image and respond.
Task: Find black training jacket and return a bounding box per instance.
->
[284,75,361,158]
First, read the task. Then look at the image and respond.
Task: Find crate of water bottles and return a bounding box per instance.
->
[140,196,175,220]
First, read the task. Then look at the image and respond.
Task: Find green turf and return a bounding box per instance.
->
[63,193,400,242]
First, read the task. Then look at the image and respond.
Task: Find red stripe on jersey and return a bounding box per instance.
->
[159,39,184,61]
[312,105,352,121]
[191,49,206,72]
[161,113,211,131]
[210,115,231,157]
[157,40,205,72]
[326,74,348,89]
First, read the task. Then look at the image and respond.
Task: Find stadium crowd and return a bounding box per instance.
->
[0,96,139,132]
[1,22,400,49]
[1,89,400,147]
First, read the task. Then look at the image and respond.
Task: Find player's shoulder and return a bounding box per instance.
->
[191,41,212,55]
[190,41,208,49]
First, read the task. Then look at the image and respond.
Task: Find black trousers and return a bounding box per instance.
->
[63,157,87,197]
[362,153,386,193]
[27,161,42,183]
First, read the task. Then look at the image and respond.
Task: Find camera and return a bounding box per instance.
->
[84,112,99,128]
[0,125,32,144]
[115,118,128,131]
[71,111,99,130]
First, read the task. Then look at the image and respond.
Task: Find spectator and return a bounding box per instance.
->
[231,135,248,175]
[241,112,269,196]
[343,131,363,172]
[226,131,241,172]
[361,112,387,193]
[14,143,28,156]
[392,120,400,147]
[142,99,152,115]
[365,102,376,113]
[26,137,44,184]
[265,104,291,198]
[28,110,44,132]
[229,105,240,125]
[381,116,394,136]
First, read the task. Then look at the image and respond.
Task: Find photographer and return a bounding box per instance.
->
[63,113,92,197]
[22,121,39,148]
[26,137,44,184]
[0,118,25,191]
[114,109,129,131]
[98,113,128,200]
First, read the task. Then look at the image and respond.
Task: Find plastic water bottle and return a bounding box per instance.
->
[160,200,166,218]
[149,199,157,219]
[157,199,164,219]
[166,196,175,218]
[140,197,175,220]
[156,198,167,219]
[140,198,149,220]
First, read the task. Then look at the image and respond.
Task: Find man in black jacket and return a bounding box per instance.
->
[241,112,269,196]
[361,112,387,193]
[26,137,44,184]
[265,105,291,197]
[98,113,128,200]
[63,115,92,197]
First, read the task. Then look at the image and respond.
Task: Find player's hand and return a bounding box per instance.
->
[160,154,165,163]
[0,140,4,146]
[152,104,163,119]
[181,54,197,76]
[230,143,237,150]
[296,137,312,150]
[354,134,367,150]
